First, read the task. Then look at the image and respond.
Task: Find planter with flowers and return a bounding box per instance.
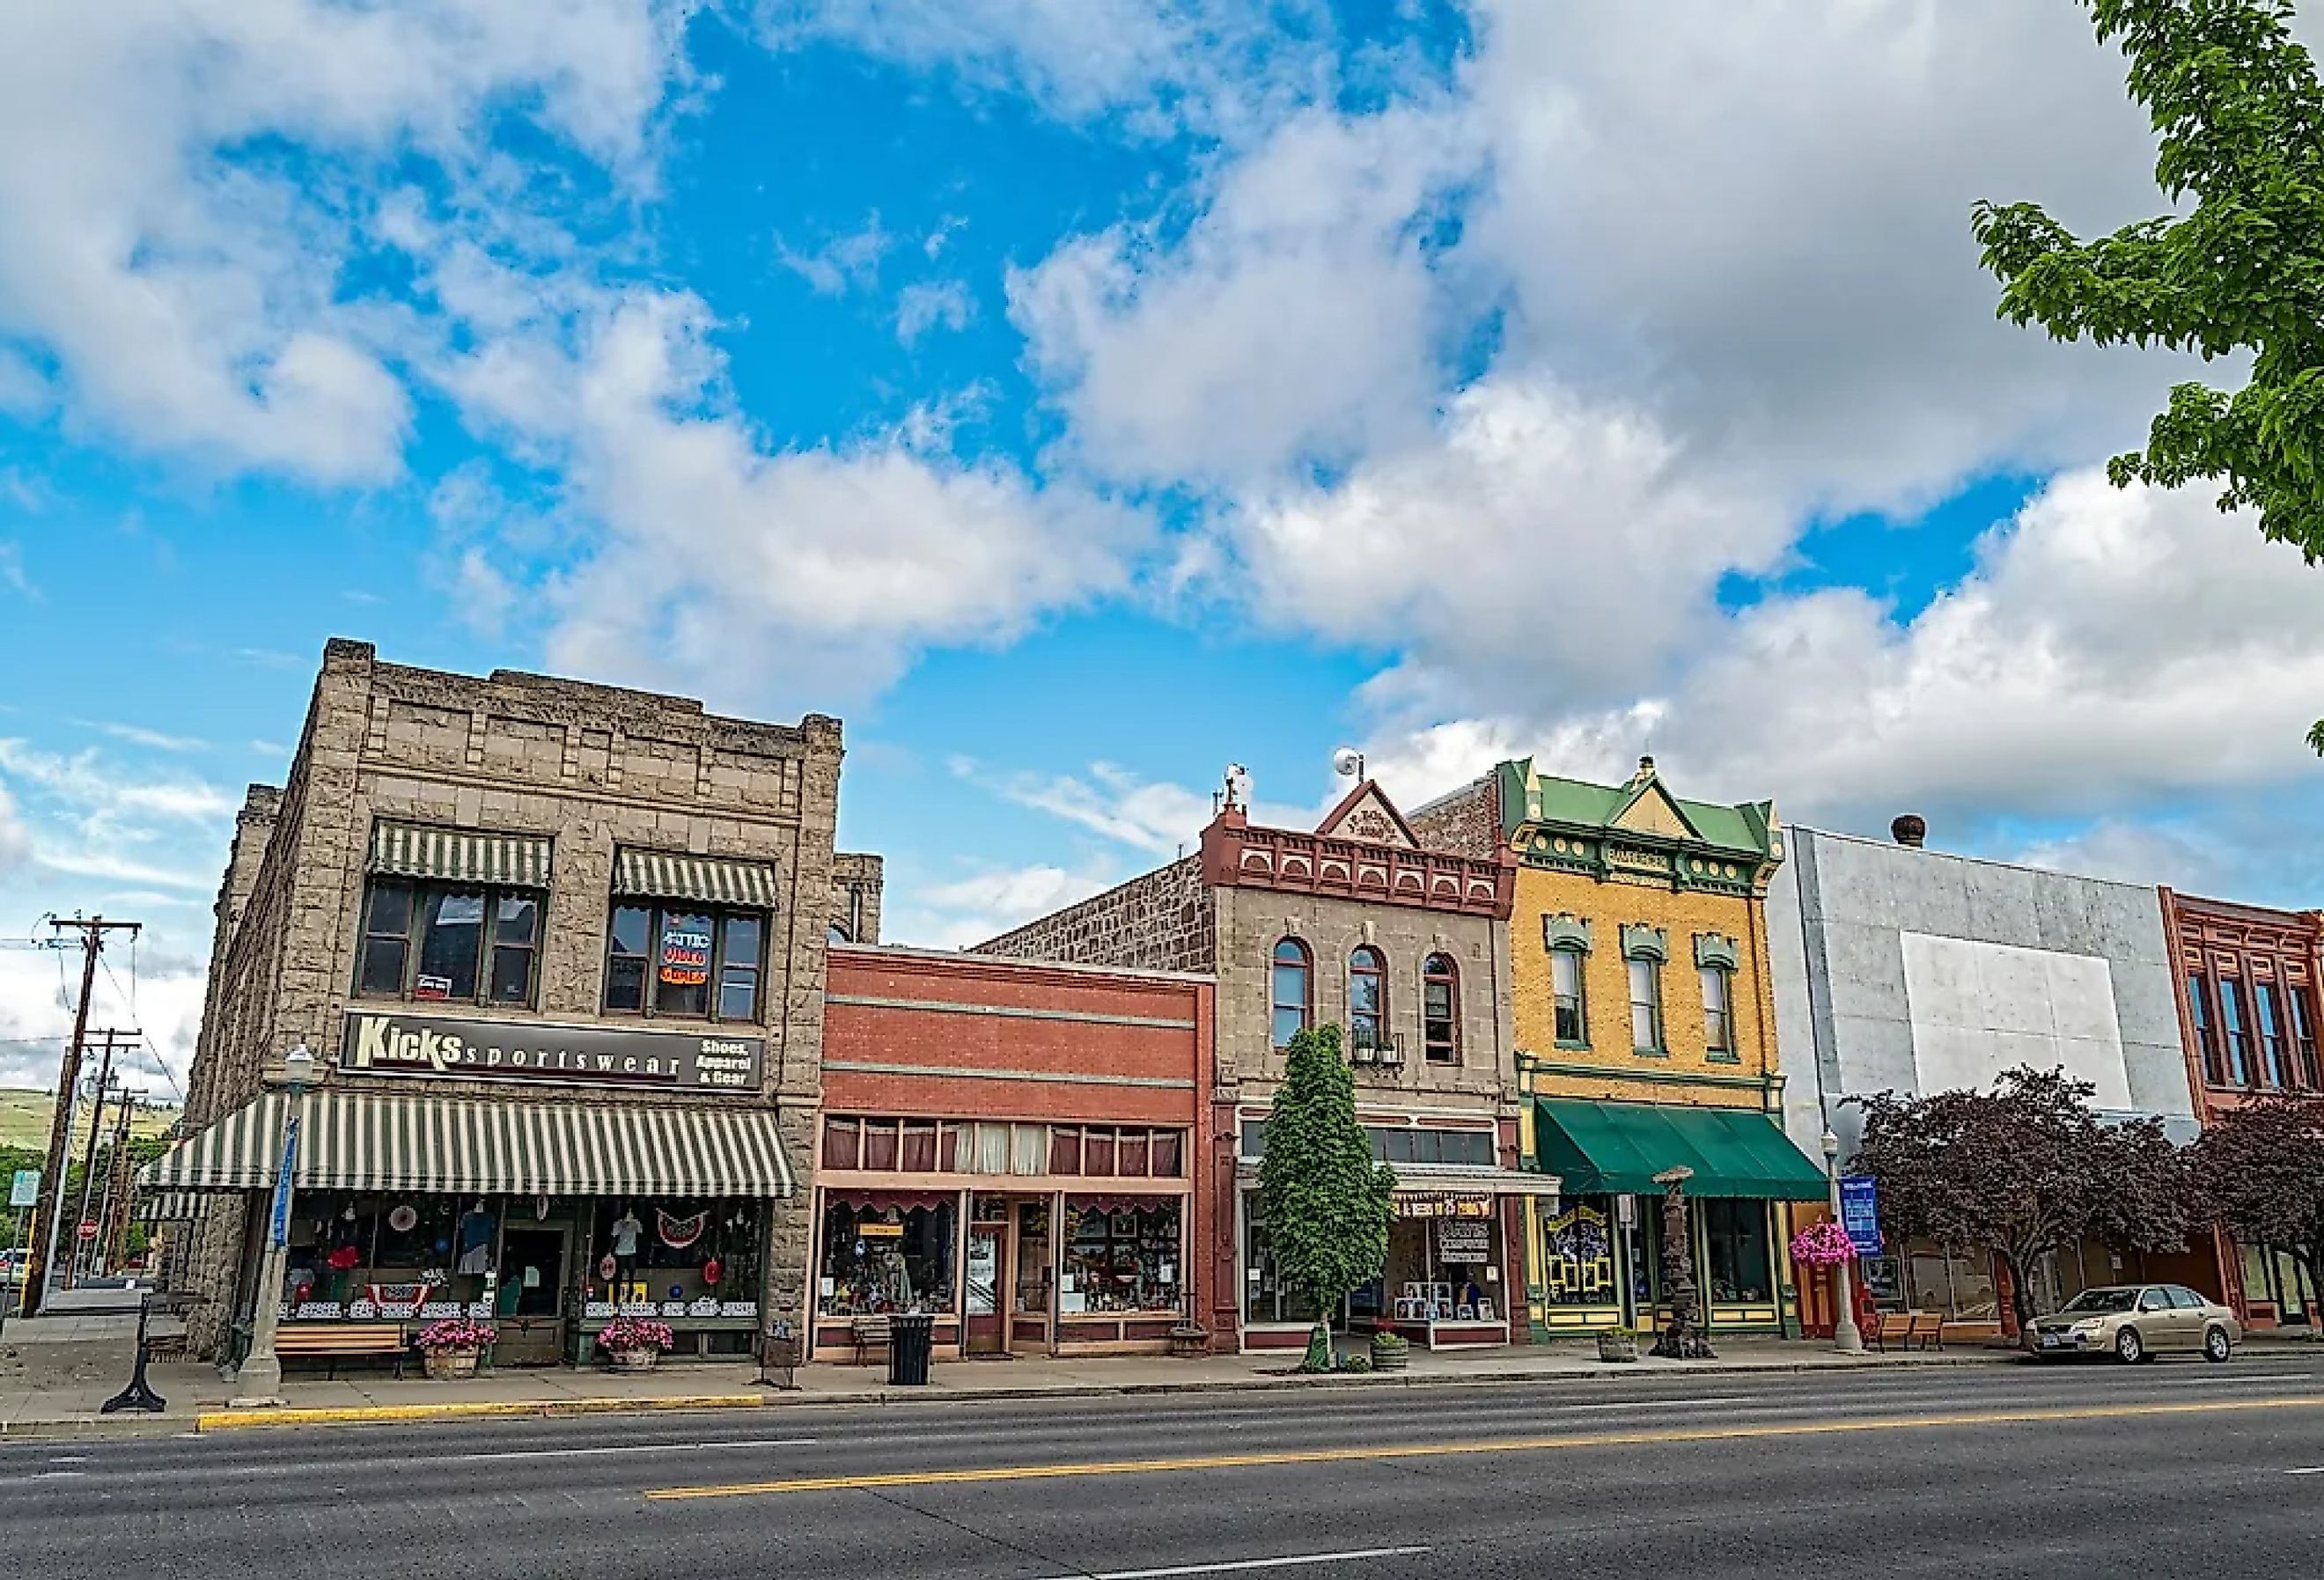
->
[414,1317,496,1380]
[598,1316,676,1372]
[1790,1220,1858,1271]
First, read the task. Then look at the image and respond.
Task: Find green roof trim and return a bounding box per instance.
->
[1494,758,1780,868]
[1531,1098,1829,1200]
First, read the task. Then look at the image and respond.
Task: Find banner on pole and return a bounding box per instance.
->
[1838,1174,1882,1258]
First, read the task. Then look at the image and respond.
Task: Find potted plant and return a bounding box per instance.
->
[414,1316,496,1380]
[1369,1330,1410,1371]
[598,1315,676,1371]
[1596,1325,1640,1363]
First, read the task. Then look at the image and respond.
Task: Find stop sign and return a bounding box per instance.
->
[76,1219,98,1241]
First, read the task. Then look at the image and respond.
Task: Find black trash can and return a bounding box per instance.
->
[888,1312,934,1386]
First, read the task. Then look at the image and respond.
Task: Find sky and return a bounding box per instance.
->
[4,0,2323,1098]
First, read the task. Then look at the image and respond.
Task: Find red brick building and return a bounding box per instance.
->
[2161,888,2324,1327]
[813,944,1216,1361]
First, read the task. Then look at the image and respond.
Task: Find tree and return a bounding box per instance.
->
[1258,1023,1396,1371]
[2190,1095,2324,1323]
[1850,1066,2193,1341]
[1971,2,2324,746]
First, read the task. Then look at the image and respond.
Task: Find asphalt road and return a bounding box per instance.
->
[5,1357,2323,1578]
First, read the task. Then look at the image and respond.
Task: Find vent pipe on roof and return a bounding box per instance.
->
[1890,813,1927,849]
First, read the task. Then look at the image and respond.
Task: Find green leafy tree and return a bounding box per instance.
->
[2190,1095,2324,1321]
[1258,1023,1396,1371]
[1972,1,2324,741]
[1850,1066,2193,1341]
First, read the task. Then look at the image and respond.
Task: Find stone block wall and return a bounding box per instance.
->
[974,856,1217,974]
[1408,775,1503,861]
[831,852,884,944]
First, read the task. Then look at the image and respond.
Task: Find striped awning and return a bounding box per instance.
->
[614,848,779,909]
[136,1091,795,1198]
[136,1191,208,1224]
[370,821,551,888]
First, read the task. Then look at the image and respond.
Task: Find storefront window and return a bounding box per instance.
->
[1541,1202,1617,1308]
[1061,1201,1181,1313]
[1703,1199,1772,1302]
[602,903,766,1023]
[1905,1243,1997,1321]
[586,1198,761,1312]
[1242,1195,1323,1325]
[1379,1202,1502,1323]
[355,878,542,1008]
[819,1198,957,1315]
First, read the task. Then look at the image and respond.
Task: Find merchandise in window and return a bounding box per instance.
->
[354,878,541,1008]
[819,1199,957,1315]
[1703,1199,1772,1303]
[1270,938,1312,1047]
[1422,954,1460,1064]
[1551,948,1587,1045]
[603,903,766,1023]
[1060,1201,1180,1313]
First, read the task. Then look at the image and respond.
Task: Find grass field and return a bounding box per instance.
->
[0,1088,180,1152]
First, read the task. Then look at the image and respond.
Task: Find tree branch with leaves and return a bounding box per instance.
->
[1257,1022,1397,1372]
[2190,1094,2324,1324]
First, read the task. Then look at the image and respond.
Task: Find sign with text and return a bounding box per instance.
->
[1393,1192,1496,1220]
[1435,1218,1494,1262]
[1839,1174,1883,1257]
[342,1010,762,1092]
[268,1113,300,1248]
[8,1169,37,1209]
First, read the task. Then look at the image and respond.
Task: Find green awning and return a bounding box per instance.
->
[1532,1099,1828,1200]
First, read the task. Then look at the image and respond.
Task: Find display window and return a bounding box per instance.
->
[1541,1201,1617,1308]
[819,1196,958,1315]
[1703,1199,1772,1303]
[1060,1200,1181,1313]
[583,1198,764,1319]
[1904,1243,1998,1321]
[1376,1205,1502,1324]
[1241,1194,1324,1324]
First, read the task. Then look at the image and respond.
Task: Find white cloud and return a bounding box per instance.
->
[0,942,203,1096]
[957,754,1343,858]
[446,290,1151,708]
[83,722,208,753]
[885,859,1125,950]
[895,279,975,345]
[0,0,687,482]
[1009,102,1472,485]
[0,781,28,878]
[0,542,33,599]
[0,740,234,893]
[774,215,893,297]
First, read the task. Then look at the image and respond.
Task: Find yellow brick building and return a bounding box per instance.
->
[1410,756,1828,1341]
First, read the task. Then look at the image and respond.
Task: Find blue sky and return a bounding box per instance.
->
[5,0,2324,1091]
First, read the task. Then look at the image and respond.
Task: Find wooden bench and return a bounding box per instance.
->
[274,1323,410,1379]
[1871,1312,1914,1352]
[850,1314,893,1366]
[1908,1311,1945,1351]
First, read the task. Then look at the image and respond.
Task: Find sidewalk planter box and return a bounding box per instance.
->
[607,1347,658,1374]
[1370,1333,1409,1372]
[423,1346,482,1381]
[1597,1330,1639,1363]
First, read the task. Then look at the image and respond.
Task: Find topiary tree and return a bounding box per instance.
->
[1258,1022,1397,1372]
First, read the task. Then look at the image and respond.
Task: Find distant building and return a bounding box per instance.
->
[2159,888,2322,1327]
[145,640,875,1367]
[1413,757,1825,1342]
[1766,819,2209,1336]
[977,776,1552,1353]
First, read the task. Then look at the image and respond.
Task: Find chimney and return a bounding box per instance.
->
[1890,813,1927,849]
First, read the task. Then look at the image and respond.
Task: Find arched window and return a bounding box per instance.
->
[1349,946,1387,1054]
[1270,938,1312,1048]
[1422,953,1460,1064]
[827,922,850,944]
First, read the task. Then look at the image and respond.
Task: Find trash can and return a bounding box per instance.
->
[888,1312,934,1386]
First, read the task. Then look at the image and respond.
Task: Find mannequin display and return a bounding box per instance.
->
[456,1199,495,1276]
[610,1206,644,1260]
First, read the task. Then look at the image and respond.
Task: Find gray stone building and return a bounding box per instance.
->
[1766,819,2205,1326]
[978,777,1557,1352]
[147,640,879,1376]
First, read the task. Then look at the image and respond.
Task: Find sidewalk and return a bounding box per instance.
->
[0,1333,2014,1440]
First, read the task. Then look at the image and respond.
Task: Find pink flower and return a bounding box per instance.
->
[1789,1220,1860,1267]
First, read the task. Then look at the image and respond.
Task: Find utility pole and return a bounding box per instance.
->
[69,1040,131,1290]
[96,1094,138,1280]
[26,917,140,1316]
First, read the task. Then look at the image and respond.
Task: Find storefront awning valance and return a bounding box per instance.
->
[135,1190,208,1224]
[370,821,551,888]
[1532,1099,1828,1201]
[614,848,780,909]
[137,1091,795,1199]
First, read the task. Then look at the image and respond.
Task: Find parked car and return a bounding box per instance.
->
[2030,1283,2239,1363]
[0,1247,26,1285]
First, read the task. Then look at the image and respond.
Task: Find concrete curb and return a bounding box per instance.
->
[176,1349,2019,1436]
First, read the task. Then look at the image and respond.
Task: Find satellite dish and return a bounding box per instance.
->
[1331,747,1364,779]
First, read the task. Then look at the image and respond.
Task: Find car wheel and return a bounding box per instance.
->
[2115,1326,2144,1364]
[2204,1326,2232,1363]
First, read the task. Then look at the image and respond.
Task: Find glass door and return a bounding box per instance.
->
[965,1221,1006,1354]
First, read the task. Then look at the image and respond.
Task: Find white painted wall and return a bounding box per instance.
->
[1900,932,2133,1109]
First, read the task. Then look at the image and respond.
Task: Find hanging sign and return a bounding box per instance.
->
[1436,1219,1493,1261]
[268,1113,301,1249]
[343,1010,761,1091]
[1838,1175,1883,1257]
[1393,1192,1495,1220]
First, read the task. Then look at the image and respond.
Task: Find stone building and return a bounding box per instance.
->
[144,640,877,1375]
[979,777,1556,1352]
[1410,757,1827,1342]
[1766,820,2208,1337]
[2159,887,2323,1327]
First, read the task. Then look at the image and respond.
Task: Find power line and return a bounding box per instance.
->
[98,955,183,1106]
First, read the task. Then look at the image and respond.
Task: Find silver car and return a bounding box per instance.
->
[2029,1283,2240,1363]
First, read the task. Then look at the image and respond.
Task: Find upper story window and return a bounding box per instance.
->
[1628,958,1664,1055]
[1551,948,1587,1047]
[2220,978,2253,1086]
[2257,981,2290,1088]
[1348,946,1388,1053]
[1270,937,1312,1047]
[1700,966,1733,1060]
[2294,988,2320,1090]
[605,904,764,1023]
[2188,973,2224,1085]
[1422,954,1460,1064]
[357,878,541,1009]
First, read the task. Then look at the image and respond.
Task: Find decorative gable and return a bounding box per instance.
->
[1316,780,1419,849]
[1610,781,1699,842]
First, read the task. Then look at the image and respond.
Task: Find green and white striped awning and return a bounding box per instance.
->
[136,1091,795,1198]
[136,1191,208,1224]
[370,821,552,888]
[614,848,779,909]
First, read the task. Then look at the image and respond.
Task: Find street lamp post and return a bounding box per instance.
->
[1823,1128,1863,1355]
[230,1044,314,1407]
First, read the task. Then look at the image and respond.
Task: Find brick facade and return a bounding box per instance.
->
[169,639,849,1358]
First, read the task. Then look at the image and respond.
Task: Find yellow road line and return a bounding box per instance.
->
[645,1393,2324,1501]
[197,1393,768,1433]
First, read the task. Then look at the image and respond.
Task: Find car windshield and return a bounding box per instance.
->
[2060,1289,2137,1314]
